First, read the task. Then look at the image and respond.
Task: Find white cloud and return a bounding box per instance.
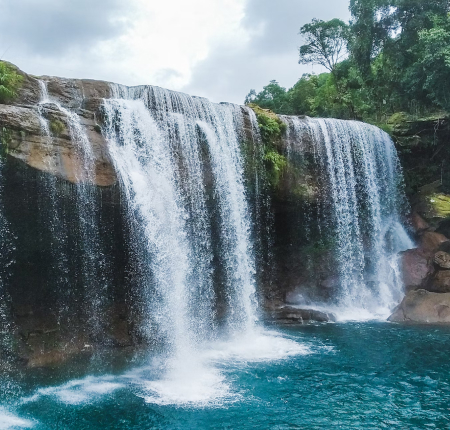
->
[0,0,350,103]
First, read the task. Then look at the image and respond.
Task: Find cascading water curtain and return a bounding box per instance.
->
[283,116,413,317]
[102,86,262,356]
[36,80,109,338]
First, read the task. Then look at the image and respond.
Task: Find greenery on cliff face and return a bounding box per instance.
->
[245,0,450,124]
[0,62,23,104]
[247,104,288,188]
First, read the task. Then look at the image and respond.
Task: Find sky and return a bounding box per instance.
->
[0,0,350,104]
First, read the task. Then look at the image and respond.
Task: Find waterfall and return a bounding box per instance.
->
[100,86,271,404]
[282,116,413,318]
[103,87,260,339]
[36,80,108,337]
[0,149,17,400]
[0,72,416,410]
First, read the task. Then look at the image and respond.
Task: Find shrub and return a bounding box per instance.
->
[0,62,23,103]
[248,103,287,144]
[50,119,65,136]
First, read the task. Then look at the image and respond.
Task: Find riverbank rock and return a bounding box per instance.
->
[419,231,449,255]
[388,289,450,323]
[434,251,450,269]
[269,306,336,324]
[410,212,431,233]
[400,248,433,291]
[426,270,450,293]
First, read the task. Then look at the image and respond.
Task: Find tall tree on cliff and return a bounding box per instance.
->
[298,18,349,79]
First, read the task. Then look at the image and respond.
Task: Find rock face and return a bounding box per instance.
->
[0,62,117,186]
[393,205,450,322]
[419,231,449,254]
[426,270,450,293]
[400,248,433,291]
[434,251,450,269]
[268,306,336,324]
[389,290,450,323]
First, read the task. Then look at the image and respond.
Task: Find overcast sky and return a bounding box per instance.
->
[0,0,350,104]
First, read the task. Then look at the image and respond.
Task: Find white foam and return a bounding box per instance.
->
[21,376,123,406]
[13,330,313,409]
[142,361,231,406]
[205,329,312,363]
[0,409,34,429]
[287,302,392,322]
[139,327,312,406]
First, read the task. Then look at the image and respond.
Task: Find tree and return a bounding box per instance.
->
[348,0,392,79]
[299,19,349,75]
[416,14,450,110]
[244,80,290,114]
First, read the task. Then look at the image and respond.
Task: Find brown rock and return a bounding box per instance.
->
[427,270,450,293]
[434,251,450,269]
[411,212,430,233]
[0,103,117,186]
[388,289,450,323]
[419,231,449,255]
[400,248,433,290]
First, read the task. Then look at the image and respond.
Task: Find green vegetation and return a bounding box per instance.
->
[0,62,23,103]
[263,148,287,187]
[247,103,287,143]
[245,0,450,123]
[50,119,65,136]
[0,127,12,158]
[247,104,288,188]
[428,194,450,218]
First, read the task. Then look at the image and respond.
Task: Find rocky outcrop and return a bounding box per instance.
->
[389,290,450,323]
[0,62,116,186]
[391,113,450,198]
[267,306,336,324]
[400,248,433,291]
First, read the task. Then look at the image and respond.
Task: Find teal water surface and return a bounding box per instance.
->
[2,323,450,429]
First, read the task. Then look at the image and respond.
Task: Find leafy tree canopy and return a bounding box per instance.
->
[299,18,349,74]
[246,0,450,122]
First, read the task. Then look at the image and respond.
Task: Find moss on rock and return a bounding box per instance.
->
[427,194,450,218]
[50,119,65,136]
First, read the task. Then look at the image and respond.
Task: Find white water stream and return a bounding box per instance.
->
[282,116,414,320]
[101,88,305,405]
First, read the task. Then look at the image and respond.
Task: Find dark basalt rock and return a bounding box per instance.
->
[268,306,336,324]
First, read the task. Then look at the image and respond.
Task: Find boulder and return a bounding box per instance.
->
[434,251,450,269]
[410,212,430,234]
[400,248,433,290]
[426,270,450,293]
[270,306,336,324]
[388,289,450,323]
[419,231,449,255]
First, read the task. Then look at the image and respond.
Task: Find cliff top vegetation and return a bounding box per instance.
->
[245,0,450,125]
